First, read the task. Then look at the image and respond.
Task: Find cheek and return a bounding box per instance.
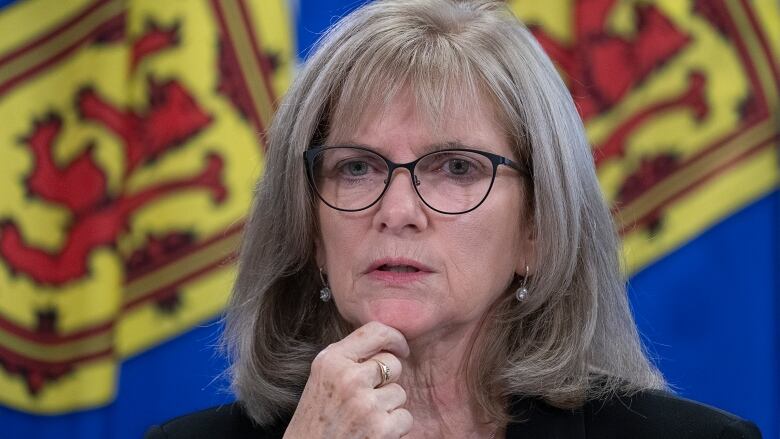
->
[317,210,365,290]
[318,208,351,259]
[441,228,514,293]
[444,201,524,292]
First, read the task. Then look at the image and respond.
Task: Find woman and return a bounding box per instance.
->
[146,0,761,437]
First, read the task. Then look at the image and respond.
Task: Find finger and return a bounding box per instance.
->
[365,352,403,387]
[386,408,413,437]
[337,321,410,361]
[372,383,406,411]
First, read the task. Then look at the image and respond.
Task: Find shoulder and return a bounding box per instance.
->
[508,389,761,439]
[144,402,287,439]
[581,389,762,439]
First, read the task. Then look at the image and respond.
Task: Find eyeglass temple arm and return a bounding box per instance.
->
[499,156,532,178]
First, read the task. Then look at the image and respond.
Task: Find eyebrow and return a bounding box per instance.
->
[328,140,481,155]
[422,141,472,154]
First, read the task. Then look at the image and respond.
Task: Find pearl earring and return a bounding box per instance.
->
[318,267,332,302]
[515,265,530,301]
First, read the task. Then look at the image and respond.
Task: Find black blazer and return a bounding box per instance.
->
[145,390,761,438]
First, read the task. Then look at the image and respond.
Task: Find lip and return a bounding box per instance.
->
[365,257,434,284]
[365,257,434,274]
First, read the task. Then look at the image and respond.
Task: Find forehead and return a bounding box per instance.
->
[327,88,512,157]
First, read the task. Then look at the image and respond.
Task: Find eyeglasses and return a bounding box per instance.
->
[304,145,529,215]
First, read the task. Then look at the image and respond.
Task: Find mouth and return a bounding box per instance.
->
[376,264,420,273]
[367,260,432,284]
[366,258,433,275]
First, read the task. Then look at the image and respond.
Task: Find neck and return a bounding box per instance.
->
[397,322,499,439]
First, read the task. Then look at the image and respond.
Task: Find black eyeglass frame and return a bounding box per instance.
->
[303,145,530,215]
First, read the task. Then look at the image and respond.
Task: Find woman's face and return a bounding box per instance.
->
[316,93,534,341]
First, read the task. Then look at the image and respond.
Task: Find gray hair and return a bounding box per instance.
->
[224,0,666,427]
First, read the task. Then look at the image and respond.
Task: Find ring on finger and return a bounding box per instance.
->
[371,358,391,387]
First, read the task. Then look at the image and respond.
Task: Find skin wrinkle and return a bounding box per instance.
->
[401,322,488,437]
[227,0,667,431]
[315,89,531,437]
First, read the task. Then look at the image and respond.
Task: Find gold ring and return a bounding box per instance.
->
[372,359,391,387]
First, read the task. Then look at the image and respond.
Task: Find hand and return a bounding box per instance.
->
[283,321,412,438]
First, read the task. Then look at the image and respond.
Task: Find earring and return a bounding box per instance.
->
[515,265,530,301]
[318,267,332,302]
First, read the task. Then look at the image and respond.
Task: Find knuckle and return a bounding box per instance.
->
[396,408,413,429]
[312,344,342,371]
[389,358,402,377]
[378,323,393,339]
[346,392,374,415]
[310,355,330,375]
[313,345,334,364]
[393,384,407,403]
[311,353,326,370]
[363,391,379,409]
[368,321,388,336]
[339,367,366,388]
[376,415,400,438]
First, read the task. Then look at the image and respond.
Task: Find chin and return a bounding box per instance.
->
[361,298,438,340]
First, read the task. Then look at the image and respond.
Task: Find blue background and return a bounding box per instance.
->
[0,0,776,437]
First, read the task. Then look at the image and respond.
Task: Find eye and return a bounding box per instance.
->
[446,158,471,175]
[333,155,385,179]
[418,151,492,183]
[434,154,483,177]
[342,160,370,176]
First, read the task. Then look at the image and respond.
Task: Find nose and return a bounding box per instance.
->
[372,168,428,234]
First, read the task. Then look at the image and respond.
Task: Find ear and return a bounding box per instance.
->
[314,235,326,269]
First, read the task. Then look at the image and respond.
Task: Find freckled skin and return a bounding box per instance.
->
[287,94,533,438]
[317,92,533,342]
[284,322,412,438]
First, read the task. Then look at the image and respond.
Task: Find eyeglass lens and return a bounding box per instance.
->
[311,147,495,213]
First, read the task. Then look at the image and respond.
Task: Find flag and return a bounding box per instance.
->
[0,0,293,437]
[508,0,779,436]
[1,0,777,438]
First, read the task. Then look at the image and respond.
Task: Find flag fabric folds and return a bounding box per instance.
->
[0,0,292,425]
[508,0,779,435]
[0,0,778,438]
[509,0,779,272]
